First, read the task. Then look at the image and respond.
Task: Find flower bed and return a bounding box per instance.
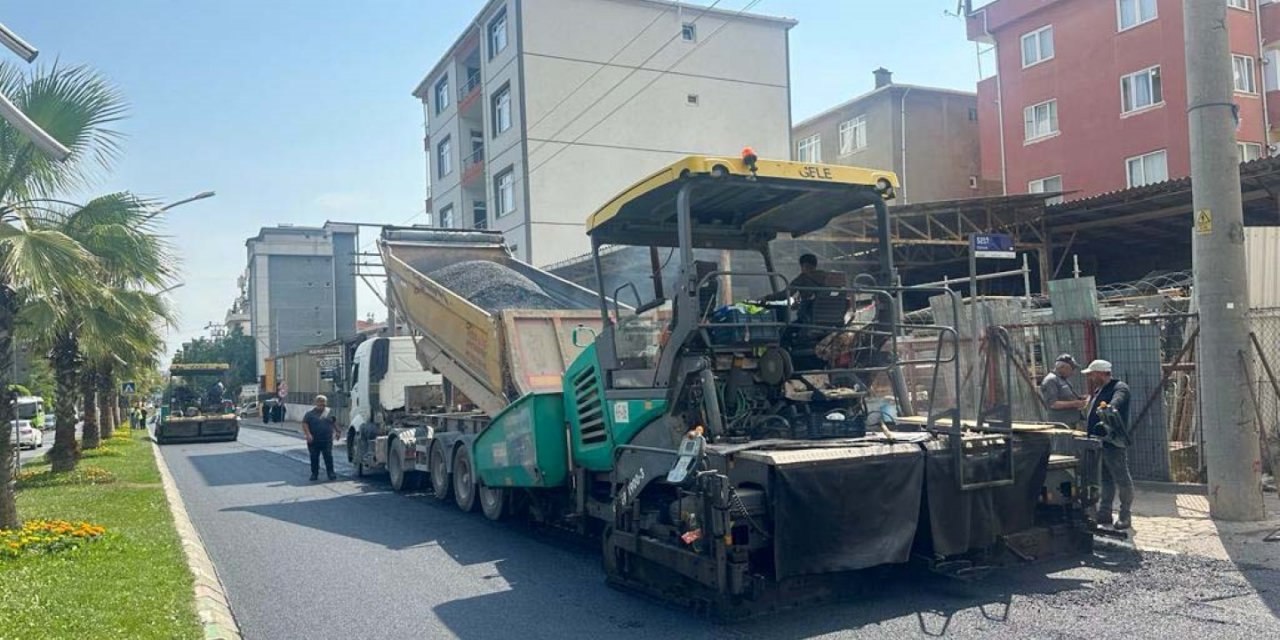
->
[16,465,116,488]
[1,519,107,559]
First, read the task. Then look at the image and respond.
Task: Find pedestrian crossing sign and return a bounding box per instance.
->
[121,381,137,395]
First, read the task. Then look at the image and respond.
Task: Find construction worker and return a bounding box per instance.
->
[301,394,340,482]
[1040,354,1087,427]
[1083,359,1134,530]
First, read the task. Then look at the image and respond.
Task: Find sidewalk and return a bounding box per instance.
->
[1127,484,1280,569]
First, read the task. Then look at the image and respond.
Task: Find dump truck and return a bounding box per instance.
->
[156,363,240,444]
[376,154,1100,618]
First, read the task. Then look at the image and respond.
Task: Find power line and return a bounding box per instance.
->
[525,0,765,181]
[523,0,728,162]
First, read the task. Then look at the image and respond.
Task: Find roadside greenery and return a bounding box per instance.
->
[0,430,201,639]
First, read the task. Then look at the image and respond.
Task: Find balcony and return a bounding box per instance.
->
[461,147,485,187]
[458,70,482,112]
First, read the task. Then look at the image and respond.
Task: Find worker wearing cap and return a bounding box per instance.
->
[1083,359,1134,530]
[1040,354,1087,427]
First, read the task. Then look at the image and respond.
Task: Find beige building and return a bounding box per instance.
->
[791,69,983,204]
[412,0,795,266]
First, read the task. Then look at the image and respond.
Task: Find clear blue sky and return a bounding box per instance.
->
[6,0,979,359]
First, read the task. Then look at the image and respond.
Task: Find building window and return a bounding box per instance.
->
[1126,149,1168,187]
[1023,99,1059,141]
[489,8,508,58]
[1020,26,1054,68]
[686,94,699,106]
[473,200,488,229]
[839,116,867,155]
[434,75,449,114]
[1121,66,1163,113]
[968,107,978,121]
[1028,175,1064,205]
[796,134,821,162]
[681,23,697,42]
[1228,0,1249,10]
[495,167,515,217]
[439,204,454,229]
[437,136,452,178]
[1265,49,1280,92]
[1117,0,1157,31]
[1233,55,1257,93]
[1238,141,1263,162]
[492,84,511,135]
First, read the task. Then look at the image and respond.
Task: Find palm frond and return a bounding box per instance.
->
[0,223,98,304]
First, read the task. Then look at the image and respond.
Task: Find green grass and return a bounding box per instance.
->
[0,431,203,640]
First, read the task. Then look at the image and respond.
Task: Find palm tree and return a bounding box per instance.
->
[22,194,174,469]
[0,61,126,527]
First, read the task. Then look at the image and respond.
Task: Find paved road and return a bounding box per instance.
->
[161,424,1280,639]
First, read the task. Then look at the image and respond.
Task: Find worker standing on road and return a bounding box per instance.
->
[302,395,340,482]
[1083,359,1134,530]
[1040,354,1087,427]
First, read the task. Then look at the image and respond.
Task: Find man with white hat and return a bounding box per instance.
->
[1082,359,1134,530]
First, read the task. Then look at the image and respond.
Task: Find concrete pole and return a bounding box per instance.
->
[1184,0,1266,521]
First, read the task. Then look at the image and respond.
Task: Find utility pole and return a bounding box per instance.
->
[1184,0,1265,521]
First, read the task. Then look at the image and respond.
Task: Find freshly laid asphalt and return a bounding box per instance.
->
[159,422,1280,639]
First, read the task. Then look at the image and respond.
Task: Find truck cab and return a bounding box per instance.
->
[346,337,443,473]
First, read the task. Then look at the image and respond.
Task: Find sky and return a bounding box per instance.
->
[5,0,980,360]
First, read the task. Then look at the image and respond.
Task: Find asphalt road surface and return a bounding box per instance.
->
[160,423,1280,640]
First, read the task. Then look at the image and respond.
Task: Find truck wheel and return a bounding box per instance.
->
[346,432,356,463]
[452,445,478,512]
[479,485,508,521]
[429,442,452,502]
[389,440,416,492]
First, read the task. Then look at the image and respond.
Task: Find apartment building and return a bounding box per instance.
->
[411,0,794,266]
[245,223,358,377]
[792,68,983,204]
[967,0,1279,201]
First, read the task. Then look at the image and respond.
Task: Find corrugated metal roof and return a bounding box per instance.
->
[1246,227,1280,310]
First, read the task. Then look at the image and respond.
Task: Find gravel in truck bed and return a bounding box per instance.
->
[429,260,560,313]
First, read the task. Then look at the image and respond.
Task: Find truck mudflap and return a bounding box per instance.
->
[916,435,1051,557]
[742,442,925,578]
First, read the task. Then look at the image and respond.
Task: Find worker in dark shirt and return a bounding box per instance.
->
[1083,359,1134,530]
[302,395,341,482]
[763,253,832,325]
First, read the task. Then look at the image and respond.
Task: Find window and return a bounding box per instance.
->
[1021,26,1054,68]
[1233,55,1257,93]
[1265,50,1280,92]
[681,23,697,42]
[1028,175,1064,205]
[1023,99,1058,141]
[495,167,515,217]
[1238,141,1263,162]
[491,84,511,135]
[439,204,454,229]
[839,116,867,155]
[1117,0,1157,30]
[796,134,821,162]
[489,9,508,59]
[686,94,699,106]
[1228,0,1249,9]
[434,75,449,114]
[1121,66,1163,113]
[437,136,452,178]
[1126,149,1168,187]
[968,107,979,121]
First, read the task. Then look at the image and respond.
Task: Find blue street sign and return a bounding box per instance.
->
[970,233,1016,259]
[121,381,137,395]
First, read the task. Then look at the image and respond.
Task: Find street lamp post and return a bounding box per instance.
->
[145,191,215,221]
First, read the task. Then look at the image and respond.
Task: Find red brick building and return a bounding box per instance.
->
[967,0,1279,201]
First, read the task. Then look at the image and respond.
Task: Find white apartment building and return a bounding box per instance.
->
[412,0,795,266]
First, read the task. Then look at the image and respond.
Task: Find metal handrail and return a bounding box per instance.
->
[458,72,481,100]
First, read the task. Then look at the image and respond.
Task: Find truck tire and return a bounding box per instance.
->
[478,485,508,521]
[346,433,356,463]
[429,442,452,502]
[452,445,478,512]
[389,439,421,492]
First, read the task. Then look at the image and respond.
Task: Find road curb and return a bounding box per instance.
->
[150,440,244,640]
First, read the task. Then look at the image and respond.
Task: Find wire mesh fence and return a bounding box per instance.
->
[1249,308,1280,477]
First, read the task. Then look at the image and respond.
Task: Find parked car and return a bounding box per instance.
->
[14,420,43,449]
[237,401,260,418]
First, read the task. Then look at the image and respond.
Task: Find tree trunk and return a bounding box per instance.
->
[79,370,99,450]
[0,289,19,529]
[48,332,82,473]
[97,365,115,440]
